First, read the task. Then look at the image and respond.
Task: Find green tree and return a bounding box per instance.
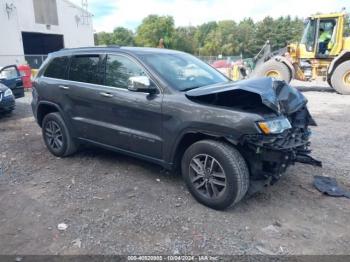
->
[236,18,258,57]
[172,26,196,53]
[135,15,175,47]
[94,31,113,45]
[194,21,218,54]
[93,14,306,58]
[112,27,134,46]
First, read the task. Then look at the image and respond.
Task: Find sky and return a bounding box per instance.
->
[70,0,348,32]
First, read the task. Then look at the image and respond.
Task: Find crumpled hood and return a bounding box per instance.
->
[185,77,307,115]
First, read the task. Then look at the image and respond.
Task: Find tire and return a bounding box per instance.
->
[330,61,350,95]
[253,59,292,83]
[181,140,249,210]
[42,112,77,157]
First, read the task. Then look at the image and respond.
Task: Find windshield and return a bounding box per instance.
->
[140,52,229,91]
[301,19,317,52]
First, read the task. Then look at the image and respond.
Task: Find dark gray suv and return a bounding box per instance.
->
[31,47,321,210]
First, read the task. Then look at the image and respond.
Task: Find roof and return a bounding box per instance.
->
[51,46,184,57]
[309,12,347,19]
[62,0,93,16]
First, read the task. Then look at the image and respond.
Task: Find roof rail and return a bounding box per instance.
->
[59,45,121,51]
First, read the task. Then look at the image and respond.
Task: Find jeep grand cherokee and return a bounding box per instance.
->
[31,47,321,210]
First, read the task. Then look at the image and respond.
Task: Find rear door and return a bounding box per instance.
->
[0,65,24,98]
[62,54,112,143]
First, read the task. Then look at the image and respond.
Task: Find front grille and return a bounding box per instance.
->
[244,128,311,150]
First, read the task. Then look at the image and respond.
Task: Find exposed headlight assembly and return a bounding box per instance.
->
[257,117,292,135]
[4,88,13,97]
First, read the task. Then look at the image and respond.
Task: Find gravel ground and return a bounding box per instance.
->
[0,84,349,255]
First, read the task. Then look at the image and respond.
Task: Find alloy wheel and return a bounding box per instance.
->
[189,154,227,199]
[45,120,63,151]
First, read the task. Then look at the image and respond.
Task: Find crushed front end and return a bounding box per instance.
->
[185,77,322,186]
[238,80,322,185]
[240,106,321,185]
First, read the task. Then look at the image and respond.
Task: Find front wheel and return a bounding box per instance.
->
[330,61,350,95]
[181,140,249,210]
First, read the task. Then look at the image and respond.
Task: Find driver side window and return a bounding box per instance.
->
[106,55,146,89]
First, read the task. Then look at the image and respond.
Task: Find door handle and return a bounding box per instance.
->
[59,85,70,90]
[100,92,113,98]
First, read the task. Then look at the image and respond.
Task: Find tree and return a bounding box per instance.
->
[112,27,134,46]
[236,18,258,57]
[172,26,196,53]
[135,15,175,47]
[94,14,305,57]
[94,31,113,45]
[194,21,218,54]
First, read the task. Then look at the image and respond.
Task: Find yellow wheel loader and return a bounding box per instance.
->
[241,11,350,94]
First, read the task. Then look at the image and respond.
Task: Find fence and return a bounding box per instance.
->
[197,55,241,64]
[0,55,47,69]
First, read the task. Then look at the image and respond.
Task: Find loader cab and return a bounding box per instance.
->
[299,14,345,59]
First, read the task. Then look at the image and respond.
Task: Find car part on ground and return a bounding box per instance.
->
[32,46,321,209]
[313,176,350,199]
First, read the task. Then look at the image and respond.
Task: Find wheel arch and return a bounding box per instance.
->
[36,101,64,127]
[170,130,239,171]
[328,50,350,81]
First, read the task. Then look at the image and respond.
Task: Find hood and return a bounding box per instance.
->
[185,77,307,115]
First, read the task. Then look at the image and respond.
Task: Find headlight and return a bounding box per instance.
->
[257,117,292,134]
[4,88,13,97]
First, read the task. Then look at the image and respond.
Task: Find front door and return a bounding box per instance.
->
[0,65,24,98]
[99,54,163,159]
[64,53,163,160]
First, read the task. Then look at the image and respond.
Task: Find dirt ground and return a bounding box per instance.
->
[0,82,349,255]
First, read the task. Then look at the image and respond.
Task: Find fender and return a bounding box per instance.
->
[272,55,295,78]
[167,127,243,167]
[327,50,350,77]
[36,101,75,136]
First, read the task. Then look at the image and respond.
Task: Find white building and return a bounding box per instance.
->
[0,0,94,68]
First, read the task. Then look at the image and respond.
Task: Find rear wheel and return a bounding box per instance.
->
[254,59,292,83]
[181,140,249,210]
[330,61,350,95]
[42,112,77,157]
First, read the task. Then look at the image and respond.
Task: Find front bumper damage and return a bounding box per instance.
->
[240,107,322,185]
[186,77,321,186]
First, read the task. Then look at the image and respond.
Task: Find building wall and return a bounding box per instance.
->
[0,0,94,66]
[0,0,24,64]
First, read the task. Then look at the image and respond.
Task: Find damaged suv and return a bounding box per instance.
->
[31,47,321,210]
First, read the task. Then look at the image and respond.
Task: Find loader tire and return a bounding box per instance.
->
[330,61,350,95]
[253,59,292,83]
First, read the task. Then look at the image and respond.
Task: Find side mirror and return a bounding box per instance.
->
[127,76,157,94]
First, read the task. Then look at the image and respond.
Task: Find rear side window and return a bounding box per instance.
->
[68,55,102,84]
[44,56,68,79]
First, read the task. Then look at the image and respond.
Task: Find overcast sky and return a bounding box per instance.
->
[70,0,347,32]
